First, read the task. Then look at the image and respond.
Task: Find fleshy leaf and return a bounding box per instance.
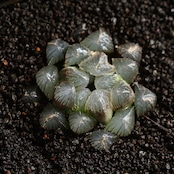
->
[59,66,90,91]
[112,58,139,84]
[65,43,90,66]
[85,89,113,124]
[134,83,157,117]
[79,52,116,76]
[23,85,45,103]
[54,81,76,109]
[105,106,135,137]
[110,79,135,110]
[88,130,117,151]
[36,65,59,101]
[81,28,114,54]
[73,88,91,111]
[39,103,69,130]
[69,111,97,134]
[94,73,120,90]
[117,42,142,64]
[46,39,69,65]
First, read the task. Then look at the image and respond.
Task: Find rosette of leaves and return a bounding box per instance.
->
[35,28,157,151]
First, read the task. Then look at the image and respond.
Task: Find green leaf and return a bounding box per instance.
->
[69,111,97,134]
[73,88,91,111]
[23,85,45,103]
[59,66,90,91]
[117,42,142,64]
[46,39,69,65]
[65,43,90,66]
[79,52,116,76]
[39,103,69,130]
[134,83,157,117]
[94,73,120,90]
[36,65,59,101]
[81,28,114,54]
[88,130,117,151]
[110,79,135,110]
[105,106,135,137]
[54,81,76,109]
[112,58,139,84]
[85,89,113,124]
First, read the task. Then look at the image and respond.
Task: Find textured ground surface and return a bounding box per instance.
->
[0,0,174,173]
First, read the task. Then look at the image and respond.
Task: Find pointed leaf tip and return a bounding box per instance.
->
[54,81,76,109]
[112,58,139,84]
[81,28,114,54]
[110,79,135,110]
[85,89,113,124]
[79,52,116,76]
[105,106,135,137]
[40,103,69,130]
[117,42,142,64]
[65,43,90,66]
[69,112,97,134]
[46,39,69,65]
[88,130,117,151]
[59,66,90,91]
[36,65,59,101]
[134,83,157,117]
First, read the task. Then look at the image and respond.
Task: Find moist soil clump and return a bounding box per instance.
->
[0,0,174,173]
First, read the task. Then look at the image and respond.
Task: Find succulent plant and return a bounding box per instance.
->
[35,28,157,151]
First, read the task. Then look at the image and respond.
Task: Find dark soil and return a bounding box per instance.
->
[0,0,174,173]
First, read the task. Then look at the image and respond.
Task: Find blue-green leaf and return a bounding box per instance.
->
[105,106,135,137]
[54,81,76,109]
[69,111,97,134]
[112,58,139,84]
[60,66,90,91]
[73,88,91,111]
[134,83,157,117]
[36,65,59,101]
[81,28,114,54]
[94,73,120,90]
[40,103,69,130]
[117,42,142,64]
[79,52,116,76]
[85,89,113,124]
[65,43,90,66]
[110,79,135,110]
[46,39,69,65]
[88,130,117,151]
